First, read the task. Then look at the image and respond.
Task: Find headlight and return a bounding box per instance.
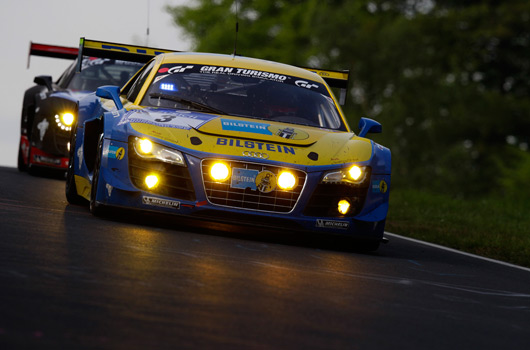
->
[337,199,351,215]
[138,139,153,154]
[348,165,363,181]
[277,171,297,190]
[322,165,368,184]
[210,162,231,182]
[133,137,186,166]
[145,174,160,189]
[55,112,75,131]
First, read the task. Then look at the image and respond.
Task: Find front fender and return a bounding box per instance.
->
[370,142,391,175]
[77,92,103,126]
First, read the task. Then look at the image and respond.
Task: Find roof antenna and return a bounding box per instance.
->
[233,0,239,56]
[146,0,151,46]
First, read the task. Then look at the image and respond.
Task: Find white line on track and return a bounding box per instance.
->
[384,231,530,273]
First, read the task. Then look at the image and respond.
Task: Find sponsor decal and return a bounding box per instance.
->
[372,180,388,194]
[316,219,350,230]
[216,137,296,155]
[255,170,276,193]
[98,43,168,56]
[37,118,49,141]
[142,196,180,209]
[295,80,319,90]
[380,180,388,193]
[199,66,287,82]
[269,126,310,140]
[118,109,214,130]
[200,66,235,74]
[77,144,83,170]
[106,184,113,197]
[269,126,309,140]
[158,65,194,74]
[80,58,116,70]
[275,127,297,139]
[242,151,269,159]
[231,168,258,190]
[108,146,125,160]
[154,75,168,84]
[34,155,61,165]
[221,119,272,135]
[169,65,194,74]
[220,119,309,141]
[230,168,279,193]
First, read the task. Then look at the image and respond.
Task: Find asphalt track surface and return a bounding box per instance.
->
[1,166,529,349]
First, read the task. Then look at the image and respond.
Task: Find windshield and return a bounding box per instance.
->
[140,63,346,130]
[67,58,142,92]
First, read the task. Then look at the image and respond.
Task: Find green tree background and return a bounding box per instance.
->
[167,0,530,198]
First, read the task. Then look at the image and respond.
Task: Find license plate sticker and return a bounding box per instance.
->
[231,168,258,190]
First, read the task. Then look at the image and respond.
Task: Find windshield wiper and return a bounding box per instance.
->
[149,92,228,115]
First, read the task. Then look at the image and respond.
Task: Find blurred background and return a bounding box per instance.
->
[164,0,530,200]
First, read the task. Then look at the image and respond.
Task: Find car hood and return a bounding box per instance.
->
[122,108,373,166]
[50,90,92,101]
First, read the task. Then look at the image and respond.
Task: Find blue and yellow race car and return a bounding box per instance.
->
[66,39,391,250]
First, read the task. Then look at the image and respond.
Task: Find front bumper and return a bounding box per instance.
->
[92,138,390,240]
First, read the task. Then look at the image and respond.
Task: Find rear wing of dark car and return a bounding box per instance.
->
[27,42,79,68]
[76,38,350,104]
[304,68,350,105]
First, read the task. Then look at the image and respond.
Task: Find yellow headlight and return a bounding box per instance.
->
[348,165,363,181]
[138,139,153,154]
[338,199,351,215]
[61,112,74,127]
[277,171,297,190]
[210,162,230,182]
[145,174,159,189]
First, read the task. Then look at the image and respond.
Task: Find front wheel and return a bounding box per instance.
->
[65,128,85,205]
[90,134,106,216]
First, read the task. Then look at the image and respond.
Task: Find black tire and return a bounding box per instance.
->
[19,88,39,173]
[17,143,27,172]
[27,157,43,177]
[65,127,85,205]
[90,134,106,216]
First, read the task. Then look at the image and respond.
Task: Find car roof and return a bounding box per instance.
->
[157,52,324,82]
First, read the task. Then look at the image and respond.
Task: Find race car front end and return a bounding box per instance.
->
[27,93,77,170]
[20,41,143,173]
[74,112,390,246]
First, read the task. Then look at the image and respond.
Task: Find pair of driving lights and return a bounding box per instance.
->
[210,162,298,191]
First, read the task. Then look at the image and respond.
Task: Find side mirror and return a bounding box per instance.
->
[96,85,123,110]
[34,75,53,92]
[358,117,382,138]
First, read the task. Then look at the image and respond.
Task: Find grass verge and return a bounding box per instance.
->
[385,188,530,268]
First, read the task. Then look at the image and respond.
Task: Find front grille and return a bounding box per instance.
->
[128,142,195,201]
[202,159,306,213]
[303,168,371,217]
[53,129,70,155]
